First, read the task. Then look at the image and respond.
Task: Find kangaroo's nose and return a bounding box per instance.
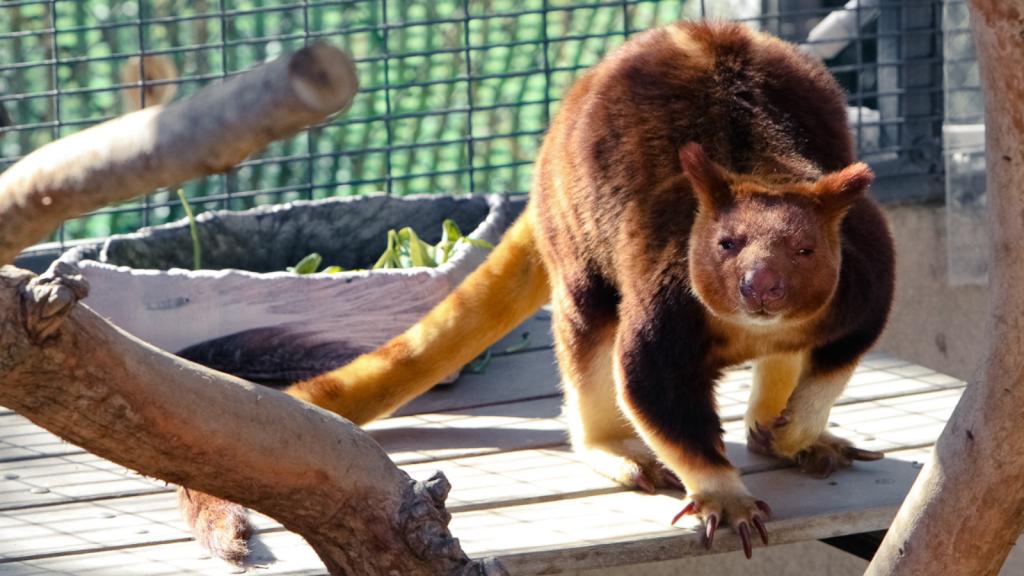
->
[739,268,786,309]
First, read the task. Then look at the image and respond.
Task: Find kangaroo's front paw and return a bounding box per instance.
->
[748,419,883,478]
[672,491,772,559]
[792,431,884,478]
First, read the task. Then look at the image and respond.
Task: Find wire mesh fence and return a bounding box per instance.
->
[1,0,945,250]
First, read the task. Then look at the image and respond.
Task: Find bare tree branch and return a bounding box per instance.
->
[0,42,357,267]
[0,45,506,575]
[865,4,1024,575]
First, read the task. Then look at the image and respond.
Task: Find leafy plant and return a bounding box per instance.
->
[372,219,493,270]
[287,218,493,274]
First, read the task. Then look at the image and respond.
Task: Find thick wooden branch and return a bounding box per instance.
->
[0,42,358,267]
[0,46,506,575]
[865,4,1024,575]
[0,263,499,575]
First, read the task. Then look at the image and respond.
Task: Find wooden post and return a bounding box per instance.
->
[865,3,1024,575]
[0,44,505,576]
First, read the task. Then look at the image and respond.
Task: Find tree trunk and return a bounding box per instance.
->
[864,4,1024,575]
[0,44,505,576]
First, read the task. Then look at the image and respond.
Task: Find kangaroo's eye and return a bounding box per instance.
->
[719,240,734,250]
[797,248,814,256]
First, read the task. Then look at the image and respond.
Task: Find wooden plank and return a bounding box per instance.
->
[400,348,965,425]
[0,529,324,576]
[394,347,561,418]
[367,396,569,465]
[403,448,622,512]
[0,384,961,510]
[717,353,965,422]
[405,444,775,511]
[474,450,927,574]
[825,388,964,451]
[0,416,85,463]
[0,396,576,512]
[0,453,169,511]
[0,492,284,564]
[0,351,959,468]
[0,350,963,573]
[0,435,930,567]
[0,445,777,565]
[0,376,961,513]
[0,442,770,527]
[0,493,194,562]
[0,447,620,563]
[0,449,929,576]
[0,373,957,472]
[381,386,964,468]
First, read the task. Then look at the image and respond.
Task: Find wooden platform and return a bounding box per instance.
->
[0,310,965,575]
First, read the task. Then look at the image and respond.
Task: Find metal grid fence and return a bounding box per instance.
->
[0,0,945,249]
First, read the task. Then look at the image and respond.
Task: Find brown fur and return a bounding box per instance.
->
[189,20,895,560]
[177,486,254,565]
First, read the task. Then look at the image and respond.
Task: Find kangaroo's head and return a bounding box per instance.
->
[680,142,873,325]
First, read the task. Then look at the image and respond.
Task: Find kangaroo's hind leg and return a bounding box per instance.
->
[550,274,684,493]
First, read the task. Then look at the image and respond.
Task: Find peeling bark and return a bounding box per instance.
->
[865,4,1024,575]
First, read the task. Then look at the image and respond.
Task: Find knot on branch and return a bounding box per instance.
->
[399,472,457,561]
[20,261,89,344]
[399,471,509,576]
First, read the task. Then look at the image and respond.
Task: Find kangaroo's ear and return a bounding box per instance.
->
[679,142,732,212]
[813,162,873,217]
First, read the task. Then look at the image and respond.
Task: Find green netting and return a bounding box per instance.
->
[0,0,691,242]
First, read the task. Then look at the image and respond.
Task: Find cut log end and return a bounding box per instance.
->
[289,43,359,115]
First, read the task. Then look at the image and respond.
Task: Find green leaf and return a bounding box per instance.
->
[400,227,437,268]
[373,230,403,269]
[177,189,202,271]
[504,332,532,354]
[441,219,463,242]
[322,266,343,274]
[436,241,456,265]
[435,219,464,264]
[466,348,492,374]
[291,253,323,275]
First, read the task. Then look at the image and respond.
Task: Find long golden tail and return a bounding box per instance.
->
[286,209,550,425]
[181,211,548,564]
